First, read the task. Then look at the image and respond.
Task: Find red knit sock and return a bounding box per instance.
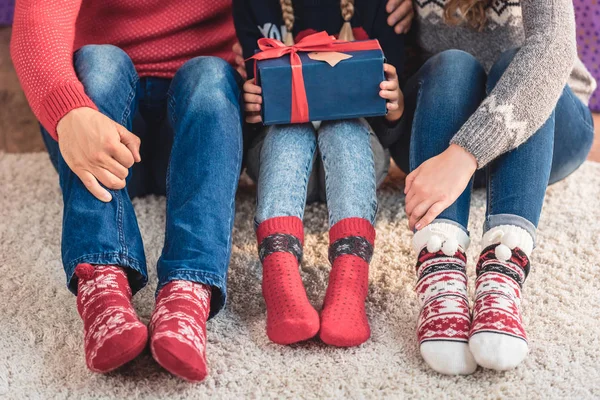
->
[150,280,211,382]
[74,263,148,373]
[320,218,375,347]
[257,217,320,345]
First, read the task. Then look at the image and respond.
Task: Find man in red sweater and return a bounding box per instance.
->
[11,0,243,382]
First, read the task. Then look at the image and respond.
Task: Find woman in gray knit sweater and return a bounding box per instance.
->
[385,0,596,375]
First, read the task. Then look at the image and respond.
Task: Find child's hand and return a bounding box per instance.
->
[243,79,263,124]
[380,63,404,122]
[232,42,247,79]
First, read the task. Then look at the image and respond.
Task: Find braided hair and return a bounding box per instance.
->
[279,0,356,45]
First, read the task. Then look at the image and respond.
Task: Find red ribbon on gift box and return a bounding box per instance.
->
[250,31,382,124]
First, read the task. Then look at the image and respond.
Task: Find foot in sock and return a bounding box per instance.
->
[469,225,532,370]
[257,217,320,345]
[75,263,148,373]
[413,223,477,375]
[150,280,212,382]
[320,218,375,347]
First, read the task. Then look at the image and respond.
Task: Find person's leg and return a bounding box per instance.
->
[391,50,487,375]
[149,57,243,382]
[468,47,555,371]
[316,119,377,347]
[38,44,149,373]
[254,123,321,345]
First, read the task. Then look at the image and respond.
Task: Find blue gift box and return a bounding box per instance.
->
[256,47,387,125]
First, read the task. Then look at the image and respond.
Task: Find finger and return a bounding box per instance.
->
[387,102,400,111]
[243,93,263,104]
[237,67,248,80]
[405,193,422,218]
[116,126,141,163]
[383,63,398,79]
[415,202,446,230]
[395,10,414,34]
[235,55,245,66]
[388,0,412,27]
[233,42,243,56]
[244,80,262,94]
[380,80,399,91]
[411,199,436,224]
[101,156,129,180]
[380,90,399,101]
[246,113,263,124]
[108,139,136,169]
[93,166,127,191]
[405,169,418,194]
[386,0,403,14]
[245,103,262,113]
[78,170,112,202]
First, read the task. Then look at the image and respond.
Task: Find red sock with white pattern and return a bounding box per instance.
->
[319,218,375,347]
[74,263,148,373]
[150,280,212,382]
[412,223,477,375]
[469,225,532,371]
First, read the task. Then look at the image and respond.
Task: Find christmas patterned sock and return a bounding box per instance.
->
[469,225,532,370]
[150,280,212,382]
[257,217,320,345]
[74,263,148,373]
[319,218,375,347]
[413,223,477,375]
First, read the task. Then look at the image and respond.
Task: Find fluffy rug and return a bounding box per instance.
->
[1,152,599,399]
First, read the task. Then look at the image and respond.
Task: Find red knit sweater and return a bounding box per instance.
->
[10,0,236,140]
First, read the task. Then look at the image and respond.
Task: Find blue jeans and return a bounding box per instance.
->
[41,45,244,317]
[390,49,595,241]
[255,119,377,227]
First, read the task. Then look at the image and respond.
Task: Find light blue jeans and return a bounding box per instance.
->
[255,119,377,227]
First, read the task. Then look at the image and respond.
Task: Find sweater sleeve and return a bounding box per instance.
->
[449,0,577,168]
[10,0,97,141]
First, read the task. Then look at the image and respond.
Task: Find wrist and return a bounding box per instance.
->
[447,144,478,172]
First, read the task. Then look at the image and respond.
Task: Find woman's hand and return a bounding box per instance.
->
[405,144,478,230]
[386,0,415,34]
[380,63,405,122]
[243,79,263,123]
[57,107,141,202]
[232,42,247,80]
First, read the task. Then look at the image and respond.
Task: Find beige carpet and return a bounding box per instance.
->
[1,152,599,399]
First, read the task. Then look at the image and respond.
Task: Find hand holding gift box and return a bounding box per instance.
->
[243,31,403,125]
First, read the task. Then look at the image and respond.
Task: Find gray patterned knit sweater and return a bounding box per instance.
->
[413,0,597,168]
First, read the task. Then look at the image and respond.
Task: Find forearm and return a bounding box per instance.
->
[450,0,577,168]
[10,0,96,140]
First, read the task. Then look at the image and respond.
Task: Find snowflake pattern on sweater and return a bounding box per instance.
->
[414,0,522,30]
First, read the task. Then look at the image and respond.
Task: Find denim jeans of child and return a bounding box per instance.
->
[390,48,595,242]
[254,119,378,227]
[41,45,244,317]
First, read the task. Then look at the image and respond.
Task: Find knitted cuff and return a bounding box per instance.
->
[256,217,304,263]
[413,222,471,256]
[482,224,534,258]
[39,82,98,141]
[329,218,375,265]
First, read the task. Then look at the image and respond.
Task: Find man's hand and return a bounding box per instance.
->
[57,107,141,202]
[386,0,415,34]
[233,42,247,80]
[405,144,478,230]
[380,63,405,122]
[243,79,263,123]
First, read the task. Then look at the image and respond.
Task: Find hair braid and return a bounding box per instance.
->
[280,0,296,45]
[444,0,492,31]
[339,0,355,41]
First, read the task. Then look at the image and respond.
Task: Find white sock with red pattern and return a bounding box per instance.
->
[150,280,212,382]
[469,225,532,371]
[75,263,148,373]
[413,223,477,375]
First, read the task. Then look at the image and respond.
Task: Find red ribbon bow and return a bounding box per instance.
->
[250,31,382,123]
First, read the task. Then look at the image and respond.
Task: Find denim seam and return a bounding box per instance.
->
[65,251,146,290]
[565,88,594,131]
[299,133,318,220]
[120,75,140,126]
[157,270,226,295]
[408,81,424,171]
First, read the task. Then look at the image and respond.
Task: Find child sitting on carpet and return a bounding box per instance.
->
[233,0,405,346]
